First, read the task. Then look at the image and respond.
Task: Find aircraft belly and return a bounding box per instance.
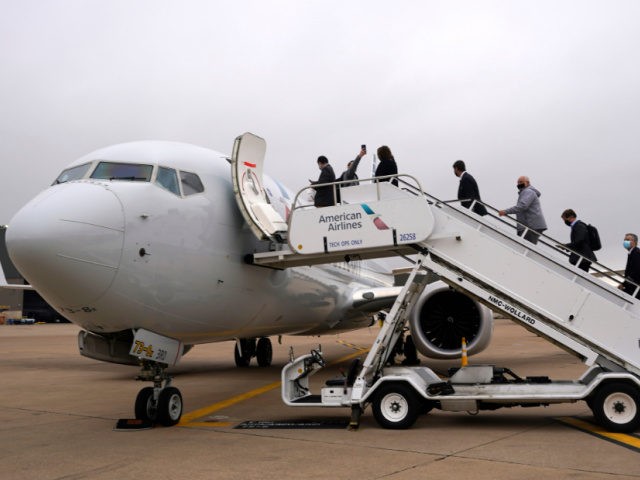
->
[78,255,358,342]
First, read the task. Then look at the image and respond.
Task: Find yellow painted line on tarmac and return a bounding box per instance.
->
[327,349,370,367]
[179,348,368,427]
[556,417,640,452]
[336,340,369,352]
[179,380,281,425]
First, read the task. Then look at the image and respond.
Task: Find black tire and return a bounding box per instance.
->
[256,337,273,367]
[591,382,640,433]
[156,387,183,427]
[372,383,420,429]
[234,339,253,367]
[134,386,156,421]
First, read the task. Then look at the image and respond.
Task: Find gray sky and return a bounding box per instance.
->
[2,0,639,268]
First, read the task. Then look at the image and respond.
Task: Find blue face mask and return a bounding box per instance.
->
[623,240,632,250]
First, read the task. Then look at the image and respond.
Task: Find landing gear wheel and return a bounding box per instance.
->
[591,382,640,433]
[234,345,250,367]
[156,386,183,426]
[134,386,156,422]
[372,383,420,429]
[256,337,273,367]
[234,338,256,367]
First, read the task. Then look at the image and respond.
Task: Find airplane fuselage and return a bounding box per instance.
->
[7,142,389,344]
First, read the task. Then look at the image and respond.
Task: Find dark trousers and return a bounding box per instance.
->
[569,252,593,272]
[569,258,591,272]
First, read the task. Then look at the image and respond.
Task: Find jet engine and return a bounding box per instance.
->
[408,282,493,359]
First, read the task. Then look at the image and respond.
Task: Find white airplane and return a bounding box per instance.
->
[4,133,492,426]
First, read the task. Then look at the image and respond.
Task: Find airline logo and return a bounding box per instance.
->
[360,204,389,230]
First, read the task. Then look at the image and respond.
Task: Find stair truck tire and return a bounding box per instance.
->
[372,382,420,429]
[591,382,640,433]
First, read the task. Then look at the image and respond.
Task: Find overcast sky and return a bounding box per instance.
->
[2,0,639,269]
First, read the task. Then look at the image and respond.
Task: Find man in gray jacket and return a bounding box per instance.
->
[499,175,548,244]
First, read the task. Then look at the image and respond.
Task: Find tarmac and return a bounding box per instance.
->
[0,319,638,480]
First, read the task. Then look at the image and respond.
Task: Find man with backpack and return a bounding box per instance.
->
[560,209,597,272]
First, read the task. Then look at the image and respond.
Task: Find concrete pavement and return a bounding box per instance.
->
[0,320,638,479]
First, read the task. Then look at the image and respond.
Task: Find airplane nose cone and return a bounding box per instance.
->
[7,182,125,307]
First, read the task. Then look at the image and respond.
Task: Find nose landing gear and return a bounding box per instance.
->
[134,361,183,426]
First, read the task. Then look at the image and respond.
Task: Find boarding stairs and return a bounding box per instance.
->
[230,132,640,378]
[250,179,640,381]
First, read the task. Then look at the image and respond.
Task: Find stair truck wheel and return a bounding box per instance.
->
[372,382,420,429]
[591,382,640,433]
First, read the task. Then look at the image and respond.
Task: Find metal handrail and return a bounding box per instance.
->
[441,197,640,298]
[290,173,426,209]
[288,175,640,300]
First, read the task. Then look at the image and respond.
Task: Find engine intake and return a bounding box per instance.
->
[409,282,493,359]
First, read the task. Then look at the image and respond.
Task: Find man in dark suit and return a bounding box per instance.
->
[309,155,336,207]
[621,233,640,299]
[453,160,487,216]
[560,209,596,272]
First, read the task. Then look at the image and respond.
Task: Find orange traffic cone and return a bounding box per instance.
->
[461,337,468,367]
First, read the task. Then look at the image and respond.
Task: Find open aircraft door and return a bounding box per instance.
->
[231,132,288,242]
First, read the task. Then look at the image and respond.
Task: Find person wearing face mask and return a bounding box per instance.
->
[498,175,548,244]
[620,233,640,298]
[560,209,596,272]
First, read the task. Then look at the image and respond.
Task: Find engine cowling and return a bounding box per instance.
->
[409,282,493,359]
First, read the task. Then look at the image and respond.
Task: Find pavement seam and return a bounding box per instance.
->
[0,405,116,422]
[439,418,640,478]
[179,422,640,480]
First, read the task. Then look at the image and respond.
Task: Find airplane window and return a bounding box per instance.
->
[155,167,180,195]
[53,163,91,184]
[91,162,153,181]
[180,171,204,196]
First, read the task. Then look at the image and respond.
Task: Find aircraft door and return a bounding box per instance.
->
[231,132,287,241]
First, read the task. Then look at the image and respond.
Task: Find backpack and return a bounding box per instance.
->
[586,223,602,251]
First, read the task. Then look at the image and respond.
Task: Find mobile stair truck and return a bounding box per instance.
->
[232,132,640,432]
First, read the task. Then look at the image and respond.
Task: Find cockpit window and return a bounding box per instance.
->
[180,171,204,196]
[155,167,180,195]
[90,162,153,181]
[53,163,91,184]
